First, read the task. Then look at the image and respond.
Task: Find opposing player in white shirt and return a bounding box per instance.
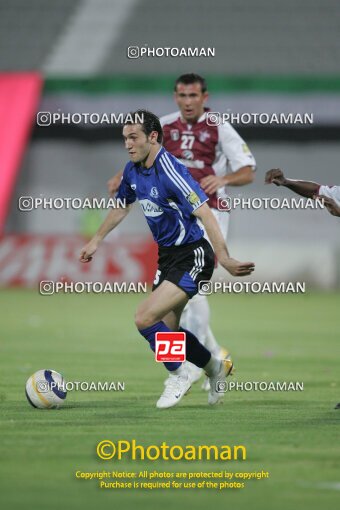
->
[108,74,256,388]
[265,168,340,410]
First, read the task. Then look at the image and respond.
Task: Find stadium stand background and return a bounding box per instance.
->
[1,0,340,287]
[1,0,340,74]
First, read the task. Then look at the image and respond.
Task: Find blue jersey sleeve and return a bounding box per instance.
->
[115,164,136,205]
[160,153,208,214]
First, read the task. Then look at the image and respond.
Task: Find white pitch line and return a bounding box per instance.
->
[298,481,340,491]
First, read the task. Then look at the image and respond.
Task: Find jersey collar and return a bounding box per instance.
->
[154,146,165,162]
[179,107,210,125]
[135,146,165,174]
[198,108,211,123]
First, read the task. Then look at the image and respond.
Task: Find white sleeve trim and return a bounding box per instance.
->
[318,185,340,206]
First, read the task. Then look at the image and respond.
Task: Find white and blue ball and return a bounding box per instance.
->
[25,369,67,409]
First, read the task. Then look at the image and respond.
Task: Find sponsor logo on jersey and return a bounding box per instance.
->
[179,158,205,169]
[182,149,194,160]
[170,129,180,141]
[187,191,200,205]
[198,130,210,142]
[139,199,164,217]
[150,186,159,198]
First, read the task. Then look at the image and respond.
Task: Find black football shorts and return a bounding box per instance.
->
[152,237,215,298]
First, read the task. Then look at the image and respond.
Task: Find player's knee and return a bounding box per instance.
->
[135,308,156,330]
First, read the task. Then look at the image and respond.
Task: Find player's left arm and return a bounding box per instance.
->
[201,123,256,194]
[201,166,253,194]
[223,165,254,186]
[193,203,255,277]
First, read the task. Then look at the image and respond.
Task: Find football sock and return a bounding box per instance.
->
[138,321,181,372]
[180,294,210,347]
[205,325,222,357]
[179,327,211,368]
[172,364,188,377]
[180,295,221,356]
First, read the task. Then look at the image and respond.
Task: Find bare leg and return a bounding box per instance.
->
[135,280,188,331]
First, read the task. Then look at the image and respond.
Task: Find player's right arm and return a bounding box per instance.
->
[107,170,124,196]
[319,195,340,217]
[266,169,340,217]
[265,168,320,198]
[81,165,136,262]
[79,203,132,262]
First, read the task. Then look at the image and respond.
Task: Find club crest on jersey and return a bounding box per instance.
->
[198,130,210,142]
[186,191,200,205]
[170,129,180,141]
[131,184,137,190]
[150,186,159,198]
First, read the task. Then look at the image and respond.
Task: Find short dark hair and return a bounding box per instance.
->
[174,73,207,93]
[125,109,163,143]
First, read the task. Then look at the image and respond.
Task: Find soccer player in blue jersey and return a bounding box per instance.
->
[80,110,255,409]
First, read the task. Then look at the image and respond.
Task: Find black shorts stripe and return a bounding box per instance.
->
[152,238,214,298]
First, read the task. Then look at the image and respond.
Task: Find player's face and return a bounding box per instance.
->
[123,124,151,163]
[174,83,208,123]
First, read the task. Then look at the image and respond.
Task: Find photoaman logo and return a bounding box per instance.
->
[155,332,186,362]
[96,439,247,461]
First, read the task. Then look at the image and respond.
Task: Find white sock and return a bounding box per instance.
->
[180,296,222,357]
[180,294,210,345]
[172,364,188,378]
[203,356,221,377]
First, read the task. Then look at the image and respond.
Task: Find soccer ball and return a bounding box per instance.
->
[25,369,67,409]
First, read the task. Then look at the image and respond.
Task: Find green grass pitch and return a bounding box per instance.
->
[0,289,339,510]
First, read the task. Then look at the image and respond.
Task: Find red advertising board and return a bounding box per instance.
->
[0,234,158,287]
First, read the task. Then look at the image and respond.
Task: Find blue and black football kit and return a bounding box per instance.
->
[116,147,215,299]
[116,146,215,372]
